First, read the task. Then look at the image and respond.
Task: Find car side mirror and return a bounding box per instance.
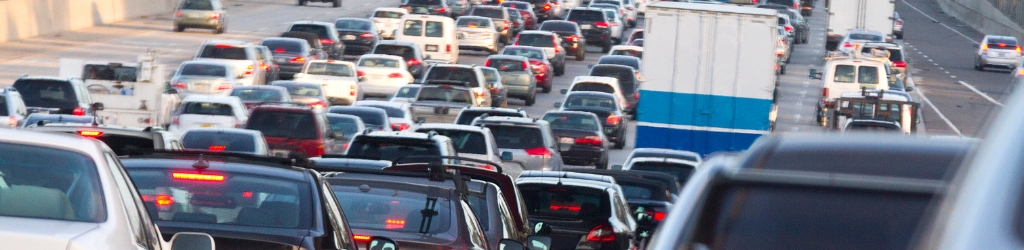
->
[91,102,104,111]
[294,73,307,79]
[533,222,552,235]
[169,232,215,250]
[905,86,914,92]
[501,151,513,161]
[500,239,526,250]
[611,164,622,170]
[525,236,552,250]
[560,89,568,94]
[367,237,399,250]
[553,102,561,108]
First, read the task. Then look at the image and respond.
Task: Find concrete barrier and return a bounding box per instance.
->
[0,0,177,43]
[936,0,1024,41]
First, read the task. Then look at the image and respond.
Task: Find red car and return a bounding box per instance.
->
[244,104,342,158]
[502,45,554,93]
[501,1,538,30]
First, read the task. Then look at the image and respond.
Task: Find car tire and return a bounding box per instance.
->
[555,63,565,76]
[613,139,625,149]
[525,93,536,106]
[332,0,341,7]
[602,42,611,53]
[896,33,903,39]
[174,24,184,32]
[975,60,983,71]
[542,85,551,93]
[298,0,306,5]
[576,51,585,61]
[214,24,225,34]
[780,64,786,75]
[596,160,608,169]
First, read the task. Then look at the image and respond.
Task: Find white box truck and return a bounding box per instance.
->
[636,2,779,156]
[824,0,895,51]
[59,50,181,129]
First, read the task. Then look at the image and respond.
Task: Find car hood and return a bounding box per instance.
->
[0,217,99,250]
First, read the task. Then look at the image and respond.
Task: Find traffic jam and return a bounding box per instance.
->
[1,0,1020,249]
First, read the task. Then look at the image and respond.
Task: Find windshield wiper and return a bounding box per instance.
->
[419,197,439,234]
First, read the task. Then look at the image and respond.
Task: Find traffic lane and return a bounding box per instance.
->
[0,0,402,83]
[775,1,829,133]
[898,0,1009,136]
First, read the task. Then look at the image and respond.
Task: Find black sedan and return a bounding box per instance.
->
[335,18,379,58]
[542,110,610,168]
[558,91,627,149]
[262,37,319,79]
[539,20,587,61]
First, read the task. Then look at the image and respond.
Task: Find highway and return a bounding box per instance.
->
[0,0,1011,160]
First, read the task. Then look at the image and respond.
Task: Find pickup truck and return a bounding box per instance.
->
[410,81,475,124]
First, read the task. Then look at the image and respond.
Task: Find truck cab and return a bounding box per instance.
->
[59,50,181,129]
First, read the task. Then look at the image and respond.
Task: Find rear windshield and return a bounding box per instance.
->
[374,11,404,18]
[181,0,214,10]
[231,88,285,102]
[246,110,319,139]
[764,0,795,5]
[570,82,614,94]
[278,84,322,98]
[359,58,402,68]
[330,109,386,127]
[91,134,156,156]
[630,161,695,184]
[327,116,362,136]
[457,18,492,28]
[13,79,80,109]
[483,125,544,149]
[471,8,504,18]
[373,45,416,60]
[0,96,7,116]
[426,67,481,87]
[567,10,605,22]
[482,69,499,83]
[416,87,473,104]
[456,111,524,125]
[179,102,235,116]
[395,86,420,99]
[694,184,930,250]
[847,33,884,42]
[198,45,249,60]
[599,58,639,70]
[542,113,600,131]
[361,105,405,118]
[336,19,373,31]
[262,40,305,54]
[126,169,313,229]
[540,22,577,32]
[306,63,354,77]
[417,129,487,154]
[0,142,105,222]
[617,181,669,201]
[407,0,443,5]
[290,24,331,38]
[519,184,610,221]
[82,64,138,82]
[987,37,1019,47]
[590,68,636,94]
[516,34,555,47]
[502,48,544,60]
[564,94,615,110]
[332,180,452,234]
[180,63,229,77]
[489,59,527,71]
[346,138,441,161]
[181,131,257,153]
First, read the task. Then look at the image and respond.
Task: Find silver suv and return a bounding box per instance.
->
[974,35,1021,71]
[472,116,564,173]
[0,87,28,128]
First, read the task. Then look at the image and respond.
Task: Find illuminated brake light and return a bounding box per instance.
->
[595,22,609,28]
[175,10,183,17]
[391,123,410,131]
[208,145,226,151]
[319,38,334,45]
[274,48,286,53]
[652,211,666,221]
[574,136,603,146]
[784,25,793,32]
[544,3,551,10]
[388,73,403,78]
[360,33,375,38]
[892,61,906,68]
[550,205,581,211]
[215,44,233,49]
[242,192,253,198]
[156,195,174,206]
[174,82,186,89]
[407,58,422,66]
[290,56,305,63]
[633,92,639,101]
[245,65,253,75]
[446,44,452,52]
[386,219,406,229]
[842,42,852,48]
[1017,46,1022,53]
[354,235,372,241]
[479,165,496,171]
[586,224,616,242]
[72,107,85,116]
[524,147,551,157]
[172,172,226,182]
[503,21,510,31]
[606,115,621,125]
[78,130,103,137]
[217,83,232,91]
[210,12,220,20]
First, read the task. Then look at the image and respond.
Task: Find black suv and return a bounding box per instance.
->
[589,64,639,116]
[12,76,103,116]
[371,40,428,78]
[540,20,587,61]
[335,18,380,57]
[288,21,345,59]
[645,134,977,250]
[121,151,360,250]
[565,8,613,52]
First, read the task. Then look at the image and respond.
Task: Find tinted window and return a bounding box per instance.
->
[832,65,856,83]
[306,63,354,77]
[518,184,610,221]
[262,40,305,54]
[516,34,555,47]
[231,88,285,102]
[181,0,214,10]
[599,58,639,70]
[346,138,441,160]
[847,33,884,42]
[887,49,903,62]
[502,48,544,60]
[417,129,487,154]
[198,45,249,60]
[425,21,445,38]
[407,0,443,5]
[330,109,386,127]
[331,181,452,233]
[361,105,405,118]
[403,20,423,36]
[0,96,7,116]
[987,37,1019,47]
[472,8,504,18]
[489,59,527,71]
[458,18,492,28]
[456,111,524,125]
[127,169,312,229]
[181,131,257,153]
[179,63,229,77]
[858,66,879,84]
[179,102,235,116]
[483,125,544,149]
[590,67,636,94]
[426,67,480,87]
[539,22,577,32]
[777,17,787,25]
[327,116,362,136]
[567,10,605,22]
[290,24,331,38]
[0,142,105,222]
[570,83,615,94]
[359,58,402,68]
[374,45,416,60]
[247,110,319,139]
[336,19,373,31]
[542,113,600,131]
[416,87,473,104]
[374,11,404,18]
[694,184,929,250]
[82,64,138,82]
[13,79,80,109]
[630,161,695,183]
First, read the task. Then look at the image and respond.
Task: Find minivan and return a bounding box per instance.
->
[395,15,460,64]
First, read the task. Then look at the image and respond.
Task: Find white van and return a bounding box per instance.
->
[394,15,460,64]
[811,53,890,126]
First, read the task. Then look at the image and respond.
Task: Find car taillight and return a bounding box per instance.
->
[524,147,551,157]
[575,136,602,146]
[892,61,906,68]
[350,85,357,96]
[316,145,325,156]
[793,2,799,7]
[354,235,372,242]
[485,60,492,67]
[436,7,447,13]
[357,70,366,78]
[896,20,903,25]
[544,3,551,10]
[208,145,227,151]
[446,44,452,52]
[1019,69,1024,76]
[595,21,609,28]
[392,123,410,131]
[360,33,374,38]
[652,211,666,221]
[407,58,422,66]
[7,116,16,127]
[217,83,232,91]
[311,100,327,109]
[490,87,500,93]
[388,73,403,78]
[175,10,183,17]
[290,56,306,63]
[822,88,829,97]
[784,25,793,32]
[586,224,616,242]
[174,82,186,89]
[78,130,102,137]
[1017,46,1022,53]
[633,92,639,101]
[504,21,510,30]
[522,61,529,70]
[620,9,625,14]
[474,90,486,99]
[73,107,85,116]
[569,36,579,42]
[842,42,853,48]
[245,65,253,75]
[606,115,621,125]
[172,116,180,125]
[210,12,220,20]
[320,38,334,45]
[261,64,269,71]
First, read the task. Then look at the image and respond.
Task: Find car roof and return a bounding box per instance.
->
[839,90,910,101]
[0,128,107,157]
[360,131,438,140]
[629,148,701,162]
[543,110,600,118]
[182,94,242,104]
[591,64,635,71]
[486,55,530,61]
[458,15,491,20]
[848,29,885,35]
[519,30,555,36]
[27,123,160,135]
[573,76,619,84]
[517,170,620,190]
[182,127,263,136]
[310,157,393,171]
[373,7,409,13]
[402,14,455,21]
[861,42,901,49]
[233,85,288,91]
[431,63,478,69]
[463,106,526,113]
[414,123,489,133]
[203,40,251,46]
[307,59,356,65]
[261,37,307,43]
[325,113,362,120]
[359,54,405,62]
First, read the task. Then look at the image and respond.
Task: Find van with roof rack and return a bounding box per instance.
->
[810,48,892,127]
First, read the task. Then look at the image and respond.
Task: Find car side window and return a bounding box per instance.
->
[462,201,489,248]
[493,188,517,239]
[404,20,424,36]
[104,153,159,250]
[320,180,352,249]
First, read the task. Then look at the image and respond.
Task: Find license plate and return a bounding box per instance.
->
[275,58,286,63]
[580,24,592,29]
[343,34,357,40]
[371,75,385,80]
[425,45,439,52]
[271,150,290,157]
[201,123,214,128]
[1000,52,1009,57]
[559,137,575,144]
[190,13,206,18]
[193,84,209,92]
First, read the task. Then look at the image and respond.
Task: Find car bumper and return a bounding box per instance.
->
[278,64,304,75]
[583,31,610,44]
[458,37,497,50]
[343,45,374,56]
[981,55,1020,68]
[175,18,219,28]
[506,84,533,98]
[558,145,605,164]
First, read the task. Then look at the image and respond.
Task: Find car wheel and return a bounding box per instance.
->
[975,59,983,71]
[174,24,184,32]
[596,159,608,169]
[602,42,611,53]
[780,64,786,75]
[555,63,565,76]
[613,139,625,149]
[576,51,585,61]
[896,33,903,39]
[214,24,225,34]
[525,93,536,106]
[298,0,307,5]
[332,0,341,7]
[542,85,551,93]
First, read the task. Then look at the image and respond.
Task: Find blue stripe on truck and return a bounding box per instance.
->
[635,125,765,156]
[637,90,773,131]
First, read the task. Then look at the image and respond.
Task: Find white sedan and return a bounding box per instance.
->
[355,54,414,98]
[293,59,363,105]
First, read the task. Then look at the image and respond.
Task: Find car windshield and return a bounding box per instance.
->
[13,79,81,109]
[425,67,481,87]
[458,18,492,28]
[516,34,555,47]
[327,116,362,136]
[503,48,544,60]
[374,11,404,18]
[456,111,524,125]
[568,10,605,22]
[543,113,600,131]
[416,87,473,104]
[306,63,354,77]
[472,8,504,18]
[417,129,487,154]
[262,40,305,54]
[359,58,402,68]
[346,138,441,161]
[693,184,930,250]
[82,64,138,82]
[198,45,248,60]
[231,88,285,102]
[336,19,373,31]
[0,142,105,222]
[570,83,615,94]
[290,24,331,38]
[246,110,319,139]
[180,63,229,77]
[330,109,387,128]
[182,131,257,153]
[489,59,527,71]
[373,45,416,60]
[519,184,610,221]
[848,33,884,42]
[630,161,695,184]
[181,0,214,10]
[564,95,615,110]
[127,168,312,229]
[332,180,452,233]
[483,124,544,149]
[277,84,322,97]
[540,22,576,32]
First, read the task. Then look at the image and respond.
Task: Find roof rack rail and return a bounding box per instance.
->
[390,155,506,173]
[424,79,471,88]
[519,170,616,184]
[252,101,312,108]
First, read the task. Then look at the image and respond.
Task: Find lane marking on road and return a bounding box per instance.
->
[902,0,979,44]
[951,75,957,78]
[923,55,928,58]
[945,71,949,74]
[915,86,963,136]
[933,63,939,66]
[958,80,1005,107]
[929,59,934,62]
